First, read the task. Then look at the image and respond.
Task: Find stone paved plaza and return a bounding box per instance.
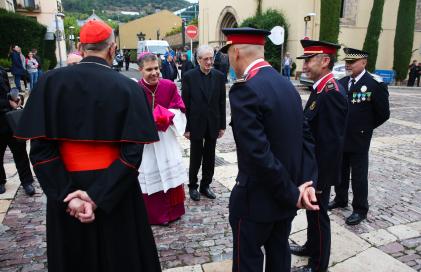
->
[0,75,420,271]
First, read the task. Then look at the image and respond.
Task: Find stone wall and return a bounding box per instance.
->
[340,0,358,26]
[416,0,421,31]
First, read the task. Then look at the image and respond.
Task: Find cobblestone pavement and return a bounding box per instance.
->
[0,83,420,271]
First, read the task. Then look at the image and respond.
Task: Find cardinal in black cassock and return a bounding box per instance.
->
[15,20,162,272]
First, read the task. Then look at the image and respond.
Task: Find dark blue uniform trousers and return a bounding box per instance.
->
[229,216,293,271]
[335,151,370,215]
[306,190,331,271]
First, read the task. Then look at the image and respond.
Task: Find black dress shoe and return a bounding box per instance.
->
[22,183,35,196]
[0,184,5,194]
[295,265,327,272]
[346,212,366,225]
[189,188,200,201]
[327,200,347,210]
[290,243,310,257]
[199,187,216,199]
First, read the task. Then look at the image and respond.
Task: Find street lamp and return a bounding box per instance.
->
[55,12,65,67]
[137,32,146,41]
[304,12,316,38]
[69,26,75,52]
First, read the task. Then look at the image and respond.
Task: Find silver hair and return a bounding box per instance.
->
[196,45,214,58]
[80,32,115,52]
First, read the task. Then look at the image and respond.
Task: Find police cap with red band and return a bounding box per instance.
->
[80,20,113,44]
[220,27,271,53]
[297,39,341,59]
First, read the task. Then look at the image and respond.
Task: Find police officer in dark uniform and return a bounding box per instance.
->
[290,40,348,272]
[328,48,390,225]
[222,28,319,272]
[0,66,35,195]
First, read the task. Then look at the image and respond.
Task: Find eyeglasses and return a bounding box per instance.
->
[200,57,213,62]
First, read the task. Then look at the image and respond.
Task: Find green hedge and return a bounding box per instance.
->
[393,0,417,81]
[241,9,289,71]
[362,0,385,72]
[319,0,341,44]
[0,9,56,70]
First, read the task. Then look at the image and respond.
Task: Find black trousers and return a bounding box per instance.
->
[305,189,331,271]
[188,136,216,189]
[0,134,33,185]
[229,215,292,272]
[334,151,369,215]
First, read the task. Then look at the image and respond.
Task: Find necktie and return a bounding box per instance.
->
[349,78,356,92]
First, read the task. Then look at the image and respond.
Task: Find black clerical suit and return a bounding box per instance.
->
[334,71,390,215]
[303,74,348,271]
[182,67,226,190]
[229,62,317,272]
[0,66,34,189]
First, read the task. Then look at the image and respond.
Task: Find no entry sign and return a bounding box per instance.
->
[185,25,198,39]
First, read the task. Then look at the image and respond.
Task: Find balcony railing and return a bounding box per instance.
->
[14,0,41,12]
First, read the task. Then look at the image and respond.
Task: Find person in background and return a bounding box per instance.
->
[26,51,39,91]
[407,60,418,86]
[137,52,187,226]
[416,62,421,87]
[32,48,42,77]
[180,53,194,81]
[161,52,177,81]
[282,52,293,80]
[18,47,29,91]
[9,45,25,92]
[124,50,131,71]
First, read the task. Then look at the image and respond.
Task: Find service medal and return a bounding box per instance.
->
[357,93,361,103]
[362,93,366,101]
[367,92,372,101]
[361,85,367,93]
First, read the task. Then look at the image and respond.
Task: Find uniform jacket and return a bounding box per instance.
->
[339,72,390,153]
[304,74,348,189]
[229,65,317,223]
[182,67,226,140]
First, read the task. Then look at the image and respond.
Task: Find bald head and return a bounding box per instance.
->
[227,44,264,78]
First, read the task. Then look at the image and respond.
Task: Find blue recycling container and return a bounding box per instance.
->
[374,70,395,85]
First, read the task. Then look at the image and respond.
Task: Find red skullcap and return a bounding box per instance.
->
[80,20,113,44]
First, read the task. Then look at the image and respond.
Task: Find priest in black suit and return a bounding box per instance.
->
[182,45,226,201]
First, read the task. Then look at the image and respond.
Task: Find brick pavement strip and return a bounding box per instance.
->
[0,87,420,271]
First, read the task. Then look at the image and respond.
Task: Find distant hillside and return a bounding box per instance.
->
[62,0,190,14]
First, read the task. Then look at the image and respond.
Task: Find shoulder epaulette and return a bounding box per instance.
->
[368,72,383,84]
[325,79,339,92]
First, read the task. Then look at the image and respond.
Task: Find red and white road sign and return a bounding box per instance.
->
[185,25,198,39]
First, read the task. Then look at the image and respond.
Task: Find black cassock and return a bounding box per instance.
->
[15,56,162,272]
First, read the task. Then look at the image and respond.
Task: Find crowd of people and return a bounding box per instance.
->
[0,18,393,272]
[408,59,421,87]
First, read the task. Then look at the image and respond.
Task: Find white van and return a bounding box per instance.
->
[137,40,170,59]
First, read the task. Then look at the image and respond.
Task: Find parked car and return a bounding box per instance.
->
[300,63,383,87]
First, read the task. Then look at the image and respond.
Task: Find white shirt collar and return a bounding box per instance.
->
[350,69,366,84]
[313,73,332,90]
[243,58,265,77]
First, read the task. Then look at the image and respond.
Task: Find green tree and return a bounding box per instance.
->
[319,0,341,43]
[241,9,289,71]
[362,0,385,72]
[393,0,417,81]
[0,9,56,69]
